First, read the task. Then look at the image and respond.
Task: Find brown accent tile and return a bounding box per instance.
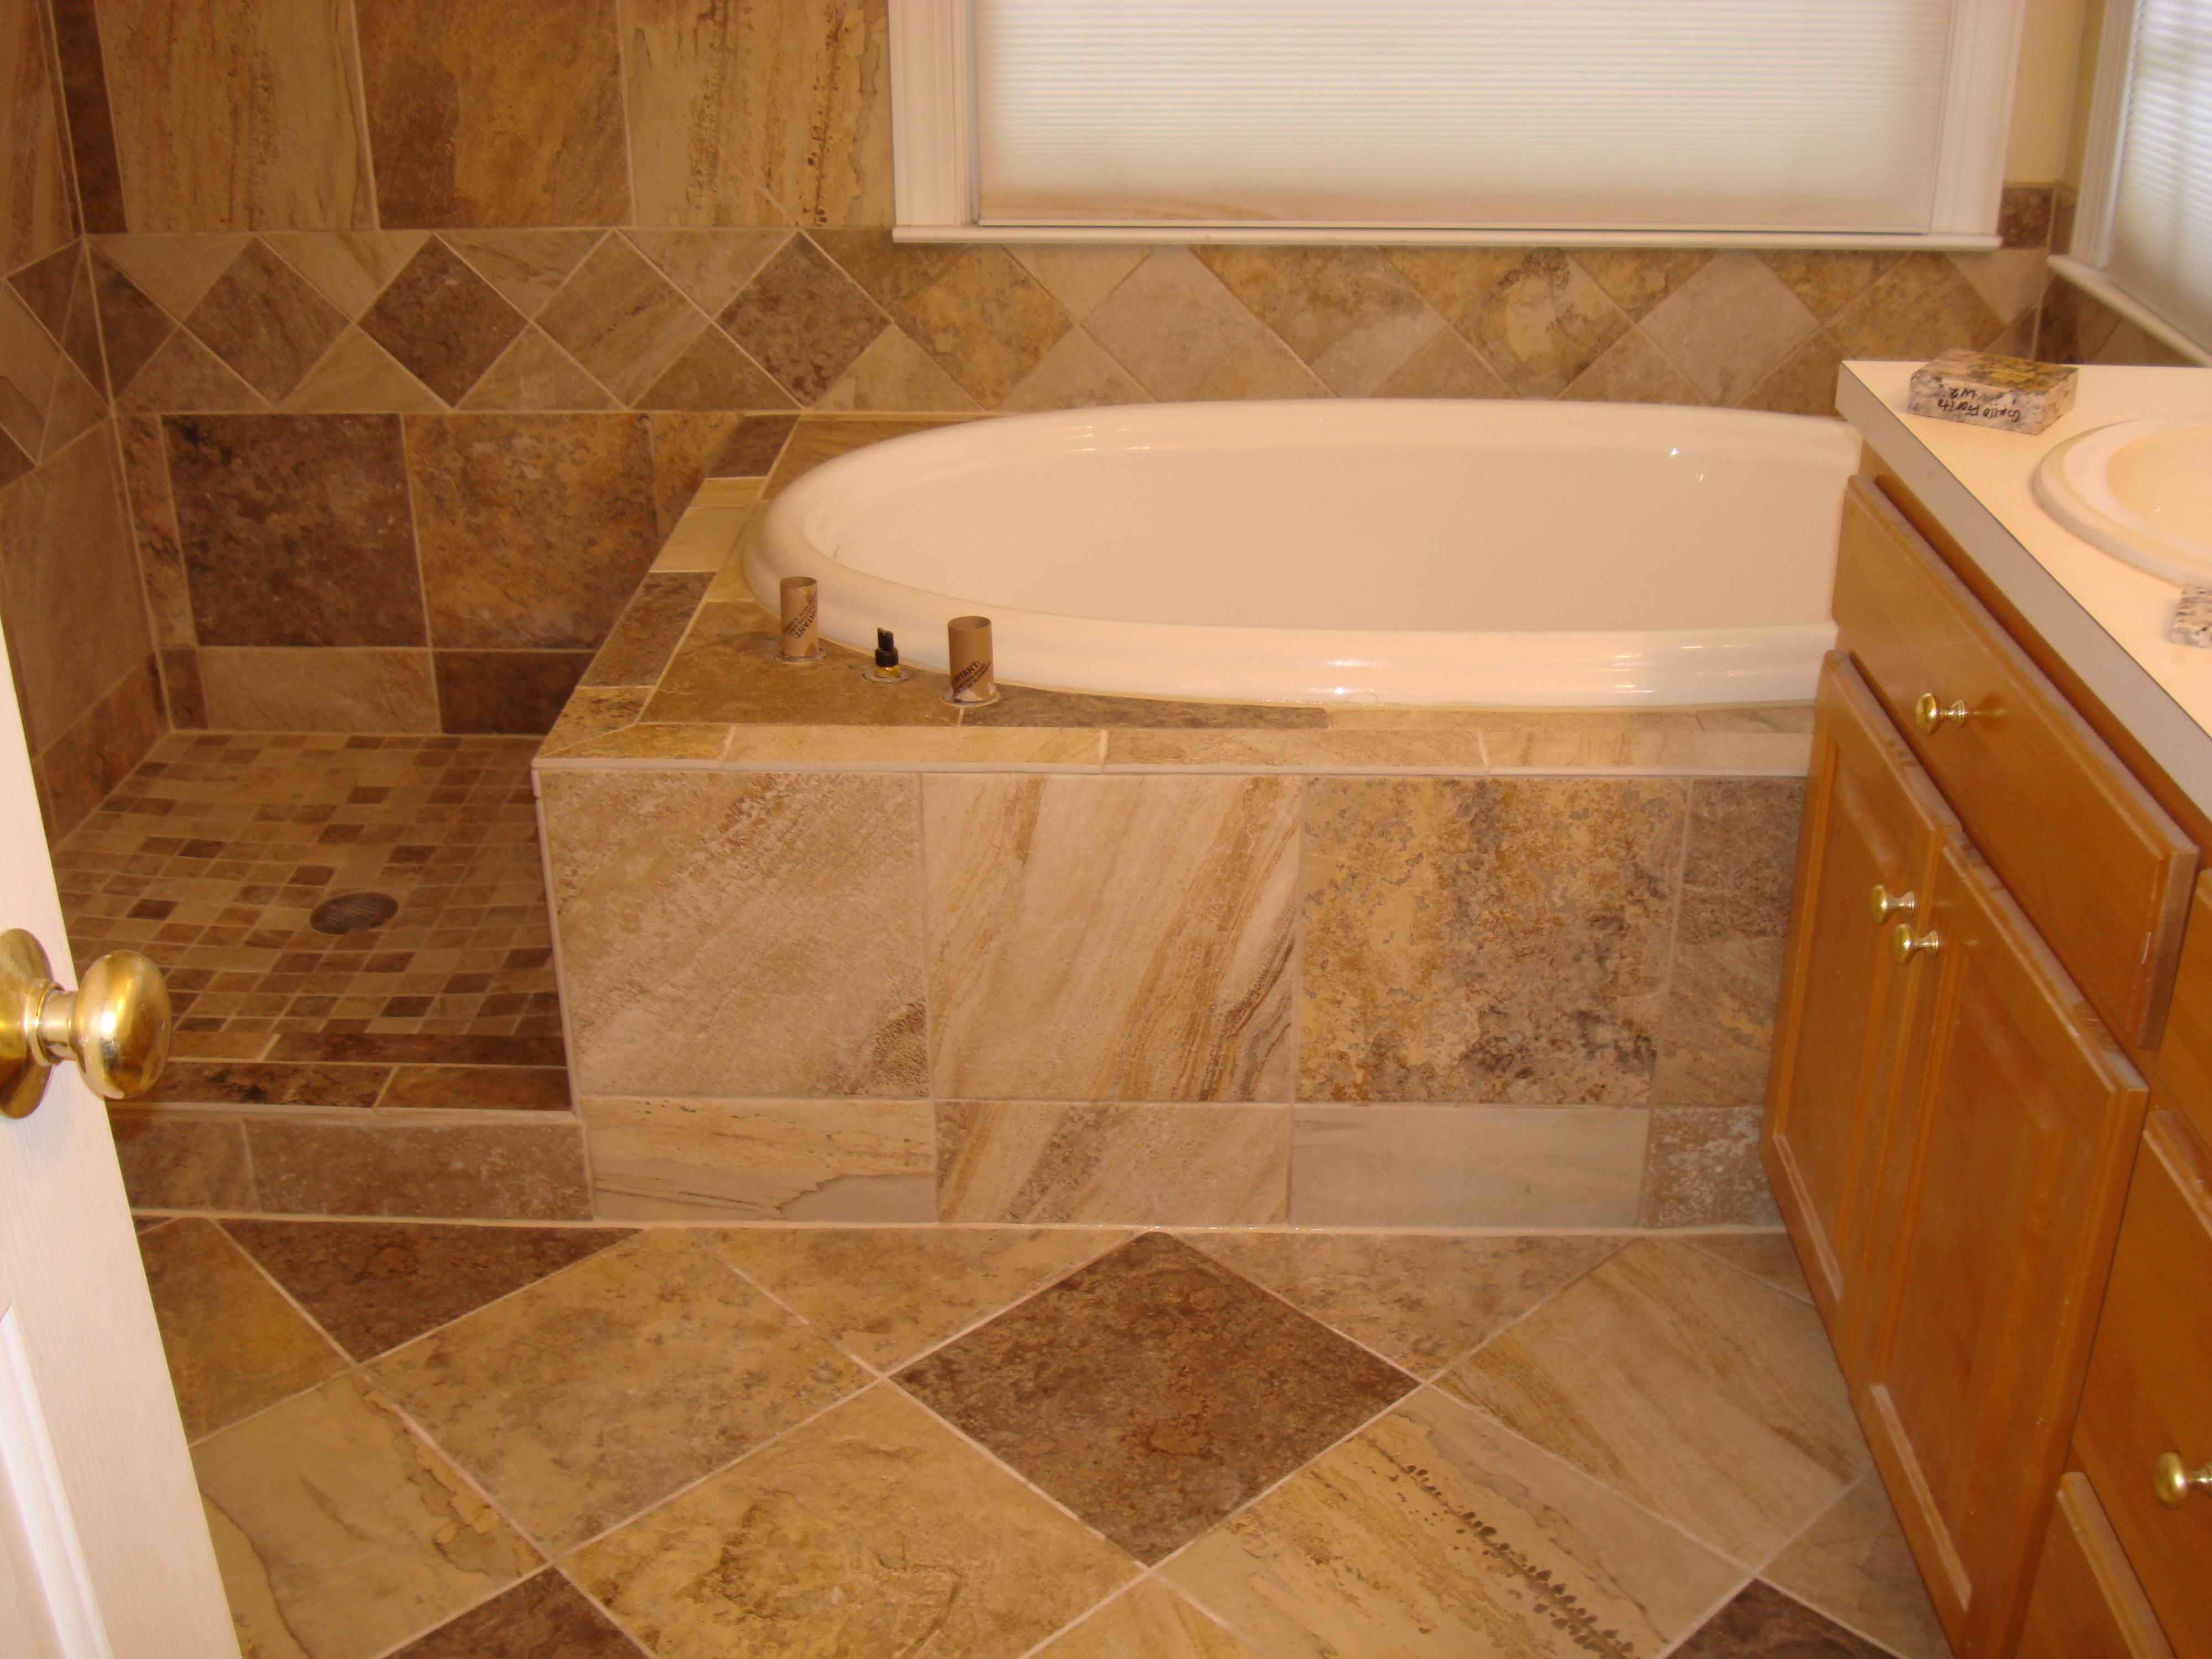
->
[355,0,629,228]
[1,425,153,754]
[1,0,72,261]
[109,1108,257,1209]
[1464,251,1629,398]
[0,285,60,472]
[369,1229,867,1550]
[46,0,127,233]
[388,1571,638,1659]
[635,321,792,411]
[439,229,604,317]
[620,0,892,228]
[644,410,740,534]
[408,411,658,650]
[182,239,349,403]
[900,1233,1411,1562]
[718,235,886,404]
[225,1217,631,1360]
[1757,251,1897,326]
[623,227,789,315]
[895,245,1072,405]
[2000,183,2056,250]
[642,597,960,726]
[95,2,372,232]
[457,324,613,411]
[358,237,526,404]
[1643,1105,1781,1228]
[33,654,164,841]
[1829,252,2005,360]
[936,1102,1289,1225]
[268,1033,566,1066]
[244,1118,590,1219]
[1575,248,1717,321]
[1673,1582,1896,1658]
[148,1060,390,1109]
[541,767,925,1098]
[706,410,797,476]
[0,429,32,490]
[536,233,708,406]
[1382,246,1528,331]
[41,353,105,458]
[926,774,1301,1102]
[378,1065,570,1111]
[280,325,445,414]
[57,251,106,393]
[114,327,268,413]
[1301,778,1685,1104]
[117,419,189,645]
[434,649,592,734]
[139,1218,345,1438]
[10,244,76,341]
[198,645,440,731]
[578,571,711,687]
[260,229,428,318]
[1185,1232,1619,1376]
[92,233,248,320]
[165,414,425,646]
[570,1385,1132,1659]
[193,1375,539,1659]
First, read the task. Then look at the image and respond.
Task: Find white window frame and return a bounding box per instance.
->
[888,0,2025,249]
[2048,0,2212,363]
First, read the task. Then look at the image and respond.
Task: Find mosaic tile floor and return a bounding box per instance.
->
[142,1217,1953,1659]
[54,733,564,1105]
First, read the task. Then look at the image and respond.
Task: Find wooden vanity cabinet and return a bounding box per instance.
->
[2018,1474,2177,1659]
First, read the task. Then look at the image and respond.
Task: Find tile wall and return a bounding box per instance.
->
[21,0,2154,765]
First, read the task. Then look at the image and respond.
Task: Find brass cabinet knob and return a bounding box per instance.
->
[1891,922,1942,966]
[1914,692,1971,734]
[0,928,170,1119]
[1869,884,1917,924]
[2153,1452,2212,1509]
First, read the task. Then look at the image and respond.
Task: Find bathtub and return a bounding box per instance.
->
[750,400,1859,706]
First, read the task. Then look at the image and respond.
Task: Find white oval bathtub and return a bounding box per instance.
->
[751,400,1858,706]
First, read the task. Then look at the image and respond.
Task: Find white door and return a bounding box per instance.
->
[0,667,236,1652]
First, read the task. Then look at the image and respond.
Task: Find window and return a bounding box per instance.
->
[2058,0,2212,358]
[889,0,2027,247]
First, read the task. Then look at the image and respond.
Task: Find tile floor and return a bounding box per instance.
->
[55,733,564,1108]
[142,1215,1953,1659]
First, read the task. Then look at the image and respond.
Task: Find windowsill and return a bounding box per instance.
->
[2046,256,2212,367]
[893,224,2005,251]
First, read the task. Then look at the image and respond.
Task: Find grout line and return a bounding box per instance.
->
[550,1560,660,1659]
[914,766,938,1203]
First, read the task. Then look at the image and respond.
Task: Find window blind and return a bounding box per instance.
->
[972,1,1961,233]
[2106,0,2212,347]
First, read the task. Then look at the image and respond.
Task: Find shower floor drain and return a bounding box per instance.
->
[310,891,400,935]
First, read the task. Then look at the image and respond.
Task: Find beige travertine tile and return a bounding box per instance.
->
[1442,1238,1866,1563]
[93,232,250,321]
[99,0,373,231]
[1574,249,1716,322]
[896,244,1072,406]
[637,324,792,410]
[998,328,1154,412]
[1697,702,1817,734]
[460,325,614,412]
[620,0,892,227]
[1211,247,1444,397]
[1183,1232,1620,1375]
[550,722,732,763]
[1290,1106,1648,1228]
[244,1119,593,1222]
[1739,328,1850,416]
[582,1097,934,1222]
[1477,710,1811,773]
[0,1,67,273]
[936,1102,1290,1225]
[440,229,603,318]
[649,482,757,571]
[537,236,708,406]
[197,647,440,732]
[114,328,270,413]
[1191,329,1328,399]
[1640,252,1820,406]
[1949,248,2049,334]
[140,1218,346,1439]
[814,324,978,412]
[623,228,789,316]
[1689,1232,1814,1303]
[1757,251,1895,325]
[195,1375,539,1659]
[1381,247,1526,331]
[1301,777,1684,1104]
[542,768,925,1098]
[1371,326,1511,398]
[1642,1105,1782,1228]
[280,328,445,414]
[1465,251,1629,398]
[710,1225,1128,1369]
[1162,1388,1739,1658]
[1828,252,2004,361]
[1764,1470,1952,1659]
[1038,1581,1265,1658]
[926,774,1300,1102]
[718,722,1104,770]
[1105,726,1485,772]
[1083,249,1270,402]
[109,1109,257,1211]
[568,1385,1135,1658]
[538,685,647,755]
[369,1229,866,1551]
[1562,328,1705,405]
[261,231,427,319]
[1008,244,1149,321]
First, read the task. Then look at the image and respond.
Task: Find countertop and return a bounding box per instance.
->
[1839,360,2212,821]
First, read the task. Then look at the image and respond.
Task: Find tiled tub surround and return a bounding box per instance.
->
[538,533,1812,1229]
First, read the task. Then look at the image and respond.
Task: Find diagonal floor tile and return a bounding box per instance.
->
[225,1218,635,1360]
[140,1217,347,1439]
[709,1226,1128,1369]
[1689,1232,1815,1306]
[567,1385,1136,1659]
[1037,1579,1265,1657]
[368,1229,867,1550]
[896,1232,1413,1562]
[387,1568,638,1658]
[1672,1580,1900,1657]
[1183,1231,1618,1374]
[1162,1388,1740,1658]
[195,1374,541,1659]
[1441,1238,1865,1563]
[1762,1472,1948,1659]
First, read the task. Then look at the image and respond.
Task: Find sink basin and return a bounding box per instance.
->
[2034,415,2212,585]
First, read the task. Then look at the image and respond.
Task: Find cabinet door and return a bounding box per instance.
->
[1764,654,1959,1361]
[1857,838,2150,1659]
[2018,1474,2177,1659]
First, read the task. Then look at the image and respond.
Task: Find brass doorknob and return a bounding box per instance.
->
[1891,922,1942,965]
[1869,884,1917,924]
[0,928,170,1119]
[1914,692,1970,734]
[2153,1452,2212,1509]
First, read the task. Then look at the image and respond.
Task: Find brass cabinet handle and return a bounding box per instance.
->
[1869,884,1917,924]
[1891,922,1942,965]
[2153,1452,2212,1509]
[1914,692,1970,734]
[0,928,170,1119]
